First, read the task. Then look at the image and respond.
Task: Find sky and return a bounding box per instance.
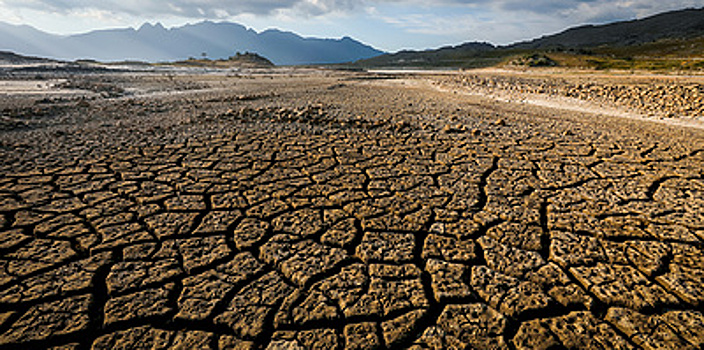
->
[0,0,703,52]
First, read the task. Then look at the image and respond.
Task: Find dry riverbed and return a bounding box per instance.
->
[0,68,703,349]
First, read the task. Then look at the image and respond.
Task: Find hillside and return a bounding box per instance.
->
[0,51,57,65]
[0,21,384,66]
[355,42,497,68]
[356,7,704,69]
[512,7,704,50]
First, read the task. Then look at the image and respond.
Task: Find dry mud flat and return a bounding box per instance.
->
[0,70,704,349]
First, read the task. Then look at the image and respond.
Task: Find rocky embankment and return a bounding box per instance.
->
[436,73,704,120]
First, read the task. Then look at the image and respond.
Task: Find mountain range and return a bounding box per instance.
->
[0,21,384,66]
[2,7,703,69]
[357,7,704,68]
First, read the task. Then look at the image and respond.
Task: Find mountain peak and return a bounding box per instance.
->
[0,20,384,65]
[138,22,166,32]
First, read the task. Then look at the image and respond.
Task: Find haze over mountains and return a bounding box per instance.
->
[1,7,703,67]
[0,21,384,65]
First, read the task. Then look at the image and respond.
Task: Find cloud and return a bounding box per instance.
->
[374,9,568,45]
[0,0,700,20]
[0,0,700,50]
[370,0,703,45]
[502,0,704,23]
[0,0,365,18]
[387,0,703,23]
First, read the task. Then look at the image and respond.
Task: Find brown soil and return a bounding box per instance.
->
[1,68,703,349]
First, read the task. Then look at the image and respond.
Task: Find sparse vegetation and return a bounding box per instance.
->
[508,54,557,67]
[160,52,275,68]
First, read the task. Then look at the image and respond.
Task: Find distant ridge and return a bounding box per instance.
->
[511,7,704,49]
[357,7,704,68]
[0,21,385,66]
[355,42,496,68]
[0,51,57,65]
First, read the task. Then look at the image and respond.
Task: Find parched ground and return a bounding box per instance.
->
[1,69,703,349]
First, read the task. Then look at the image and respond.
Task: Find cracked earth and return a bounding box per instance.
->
[1,70,703,349]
